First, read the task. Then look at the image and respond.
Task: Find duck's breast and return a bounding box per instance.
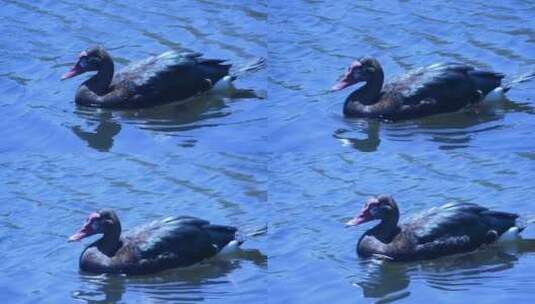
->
[79,246,113,273]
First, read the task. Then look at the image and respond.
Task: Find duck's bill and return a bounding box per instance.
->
[345,214,368,227]
[61,64,84,80]
[68,224,94,242]
[331,76,357,91]
[332,81,351,91]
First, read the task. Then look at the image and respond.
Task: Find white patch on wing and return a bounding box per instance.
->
[337,138,352,147]
[215,240,241,257]
[208,76,235,95]
[482,87,506,103]
[497,226,522,243]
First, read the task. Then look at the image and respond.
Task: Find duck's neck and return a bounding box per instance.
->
[87,54,114,95]
[370,209,400,243]
[97,223,122,257]
[348,69,384,106]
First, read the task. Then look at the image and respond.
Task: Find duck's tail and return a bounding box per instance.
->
[230,57,266,81]
[503,70,535,91]
[207,57,265,98]
[215,224,267,257]
[236,223,268,245]
[479,69,535,103]
[522,218,535,230]
[514,217,535,234]
[495,216,535,243]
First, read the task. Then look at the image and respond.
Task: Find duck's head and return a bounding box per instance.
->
[346,195,398,226]
[331,57,382,91]
[68,209,120,241]
[61,46,108,80]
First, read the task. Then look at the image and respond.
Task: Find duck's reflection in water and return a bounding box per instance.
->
[73,248,266,304]
[356,239,535,302]
[334,98,534,152]
[333,120,381,152]
[70,95,236,151]
[70,111,121,152]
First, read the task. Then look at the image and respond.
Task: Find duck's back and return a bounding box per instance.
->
[400,203,517,260]
[382,63,503,119]
[112,51,231,107]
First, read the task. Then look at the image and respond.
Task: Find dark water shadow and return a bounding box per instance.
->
[333,98,534,152]
[114,95,231,133]
[72,248,266,304]
[70,110,121,152]
[333,120,381,152]
[70,95,234,151]
[356,239,535,303]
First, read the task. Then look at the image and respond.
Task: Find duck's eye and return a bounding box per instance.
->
[79,57,89,68]
[90,219,100,231]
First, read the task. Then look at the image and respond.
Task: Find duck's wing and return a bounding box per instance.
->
[386,63,477,105]
[127,216,210,238]
[126,216,238,270]
[113,51,231,100]
[395,203,484,259]
[402,203,518,257]
[408,203,489,241]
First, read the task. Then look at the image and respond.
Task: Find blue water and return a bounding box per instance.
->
[1,1,267,303]
[2,0,535,303]
[268,1,535,303]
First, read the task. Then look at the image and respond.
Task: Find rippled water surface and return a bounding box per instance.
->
[268,0,535,303]
[0,152,268,303]
[2,0,535,303]
[1,0,267,153]
[1,0,267,303]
